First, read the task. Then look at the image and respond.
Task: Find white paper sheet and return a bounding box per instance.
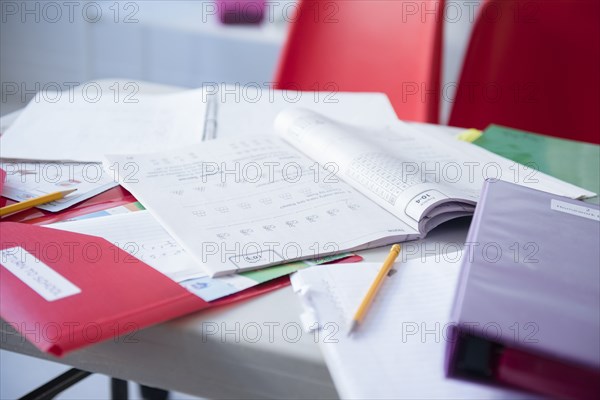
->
[290,253,534,399]
[0,88,207,162]
[214,88,398,138]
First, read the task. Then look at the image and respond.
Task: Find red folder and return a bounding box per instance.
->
[0,222,290,356]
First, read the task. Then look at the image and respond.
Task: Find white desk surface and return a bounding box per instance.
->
[0,81,471,399]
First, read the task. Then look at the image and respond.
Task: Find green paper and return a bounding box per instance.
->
[473,125,600,203]
[240,261,308,283]
[240,253,351,283]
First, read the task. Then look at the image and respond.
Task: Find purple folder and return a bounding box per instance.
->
[446,179,599,398]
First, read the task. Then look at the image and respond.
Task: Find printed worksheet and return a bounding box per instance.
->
[0,161,117,212]
[105,136,415,276]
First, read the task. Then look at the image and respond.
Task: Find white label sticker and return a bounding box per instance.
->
[551,199,600,222]
[0,247,81,301]
[405,189,447,222]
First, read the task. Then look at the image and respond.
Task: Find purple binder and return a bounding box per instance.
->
[446,179,600,398]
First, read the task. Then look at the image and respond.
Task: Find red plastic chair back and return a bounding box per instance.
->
[274,0,444,123]
[449,0,600,144]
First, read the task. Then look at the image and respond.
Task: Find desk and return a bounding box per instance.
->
[0,81,471,399]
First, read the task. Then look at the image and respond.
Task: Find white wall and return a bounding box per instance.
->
[1,0,482,121]
[0,1,289,115]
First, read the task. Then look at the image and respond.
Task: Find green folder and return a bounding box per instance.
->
[472,125,599,203]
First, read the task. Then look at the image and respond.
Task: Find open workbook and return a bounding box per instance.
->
[106,109,594,276]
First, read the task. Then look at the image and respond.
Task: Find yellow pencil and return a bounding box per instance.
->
[348,244,401,335]
[0,188,77,217]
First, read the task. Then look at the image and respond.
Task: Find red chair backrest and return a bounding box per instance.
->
[449,0,600,144]
[274,0,445,123]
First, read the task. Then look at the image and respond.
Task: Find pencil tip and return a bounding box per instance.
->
[347,321,357,337]
[61,188,78,196]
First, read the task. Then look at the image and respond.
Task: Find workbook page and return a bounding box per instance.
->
[275,109,477,232]
[105,136,417,276]
[275,109,593,232]
[1,88,207,162]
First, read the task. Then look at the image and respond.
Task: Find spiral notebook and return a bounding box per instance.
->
[290,253,531,399]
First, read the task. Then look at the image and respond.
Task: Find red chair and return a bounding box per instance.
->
[274,0,445,123]
[449,0,600,144]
